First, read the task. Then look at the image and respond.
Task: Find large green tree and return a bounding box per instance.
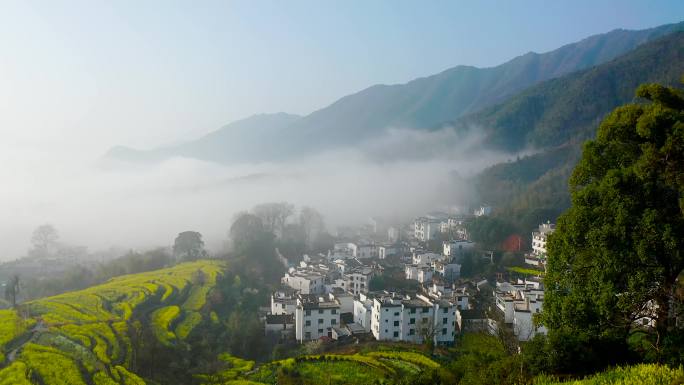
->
[173,231,207,261]
[543,81,684,364]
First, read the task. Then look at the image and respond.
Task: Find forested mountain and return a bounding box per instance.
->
[472,31,684,225]
[106,21,684,164]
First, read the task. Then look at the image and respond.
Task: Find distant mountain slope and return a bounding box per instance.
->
[106,112,301,163]
[457,31,684,152]
[107,21,683,164]
[287,21,684,146]
[470,31,684,228]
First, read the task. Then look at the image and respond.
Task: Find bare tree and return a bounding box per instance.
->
[417,315,437,354]
[299,207,324,250]
[252,202,294,238]
[4,275,20,308]
[229,212,265,251]
[29,224,59,258]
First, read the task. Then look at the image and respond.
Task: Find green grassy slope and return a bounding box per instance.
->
[0,260,225,385]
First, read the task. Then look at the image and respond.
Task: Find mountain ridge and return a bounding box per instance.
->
[106,21,684,164]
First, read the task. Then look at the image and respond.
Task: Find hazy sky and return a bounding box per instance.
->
[1,0,683,153]
[0,1,683,258]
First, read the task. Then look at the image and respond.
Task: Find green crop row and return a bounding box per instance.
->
[151,306,181,346]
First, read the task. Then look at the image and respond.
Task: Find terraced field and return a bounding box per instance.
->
[243,350,442,384]
[0,260,225,384]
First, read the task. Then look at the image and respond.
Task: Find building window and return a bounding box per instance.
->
[319,309,324,314]
[331,319,337,325]
[442,328,447,335]
[393,321,399,326]
[332,309,337,314]
[422,308,429,313]
[443,308,448,314]
[410,308,416,314]
[305,310,311,316]
[409,318,415,324]
[443,318,448,324]
[318,329,323,334]
[394,312,399,316]
[305,332,311,339]
[393,331,399,337]
[409,329,415,335]
[305,320,311,326]
[318,319,324,324]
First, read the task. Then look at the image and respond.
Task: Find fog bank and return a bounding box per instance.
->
[0,127,516,260]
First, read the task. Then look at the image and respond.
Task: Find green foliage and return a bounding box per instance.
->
[175,311,202,340]
[247,350,440,384]
[467,216,516,249]
[447,334,522,385]
[0,361,32,385]
[19,343,87,385]
[151,306,181,346]
[0,260,225,385]
[543,80,684,368]
[0,309,34,362]
[173,231,207,262]
[471,32,684,222]
[506,266,544,276]
[533,364,684,385]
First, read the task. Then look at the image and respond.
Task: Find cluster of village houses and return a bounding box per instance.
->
[264,208,556,347]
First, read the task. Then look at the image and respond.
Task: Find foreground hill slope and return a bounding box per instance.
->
[0,260,225,385]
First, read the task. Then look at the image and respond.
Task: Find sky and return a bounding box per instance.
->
[0,1,683,258]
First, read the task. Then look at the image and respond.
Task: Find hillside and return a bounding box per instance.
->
[0,260,225,385]
[470,31,684,224]
[106,112,301,164]
[106,21,684,164]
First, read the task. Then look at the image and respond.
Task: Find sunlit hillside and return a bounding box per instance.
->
[0,260,224,384]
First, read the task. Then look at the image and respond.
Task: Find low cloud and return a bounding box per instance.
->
[0,127,515,259]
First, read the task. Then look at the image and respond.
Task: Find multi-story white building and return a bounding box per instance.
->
[271,290,298,315]
[295,295,341,342]
[371,295,404,341]
[433,261,461,281]
[265,314,295,339]
[329,290,354,313]
[378,244,398,259]
[443,240,475,259]
[412,252,443,266]
[494,281,546,341]
[474,205,492,217]
[343,267,375,296]
[353,293,373,332]
[532,222,555,256]
[369,293,457,345]
[332,242,358,259]
[281,270,325,295]
[405,264,433,283]
[413,217,441,242]
[357,243,377,259]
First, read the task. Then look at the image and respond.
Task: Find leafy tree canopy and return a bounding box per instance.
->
[543,80,684,365]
